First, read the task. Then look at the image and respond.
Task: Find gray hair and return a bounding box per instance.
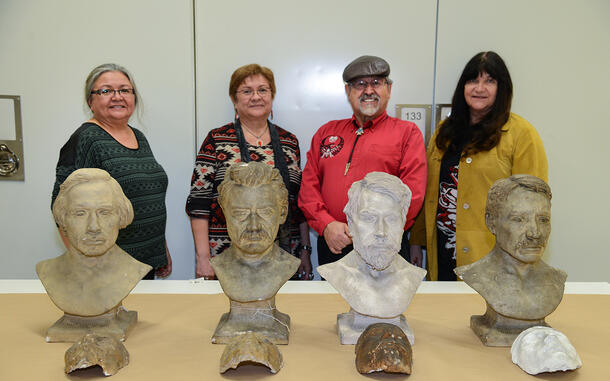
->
[84,63,143,118]
[218,162,288,212]
[344,172,411,225]
[485,174,552,222]
[53,168,134,229]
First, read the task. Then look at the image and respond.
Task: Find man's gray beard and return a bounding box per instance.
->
[359,94,380,117]
[356,245,397,271]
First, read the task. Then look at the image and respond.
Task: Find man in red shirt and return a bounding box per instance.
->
[299,55,427,266]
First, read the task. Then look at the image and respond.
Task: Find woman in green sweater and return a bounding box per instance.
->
[52,63,172,279]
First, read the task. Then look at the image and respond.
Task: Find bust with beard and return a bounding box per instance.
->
[455,175,567,346]
[317,172,426,345]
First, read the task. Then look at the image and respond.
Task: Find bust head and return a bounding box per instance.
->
[53,168,133,257]
[485,175,552,264]
[344,172,411,270]
[218,162,288,258]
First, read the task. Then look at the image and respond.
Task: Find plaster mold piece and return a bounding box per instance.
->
[219,332,284,374]
[454,175,567,346]
[317,172,426,345]
[211,163,300,344]
[64,333,129,376]
[511,326,582,375]
[36,169,151,342]
[355,323,412,374]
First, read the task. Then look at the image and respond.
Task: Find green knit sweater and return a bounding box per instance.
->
[52,123,168,268]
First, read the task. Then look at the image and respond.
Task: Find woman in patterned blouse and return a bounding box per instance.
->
[186,64,312,280]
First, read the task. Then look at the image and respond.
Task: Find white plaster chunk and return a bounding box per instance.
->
[511,326,582,375]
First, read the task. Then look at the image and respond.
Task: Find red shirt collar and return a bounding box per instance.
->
[351,111,389,131]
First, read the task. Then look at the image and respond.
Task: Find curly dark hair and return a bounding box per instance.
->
[435,51,513,155]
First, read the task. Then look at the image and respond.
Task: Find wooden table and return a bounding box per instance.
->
[1,281,608,380]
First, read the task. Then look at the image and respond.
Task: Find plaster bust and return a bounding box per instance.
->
[454,175,567,346]
[511,326,582,375]
[36,168,151,341]
[318,172,426,344]
[210,162,300,344]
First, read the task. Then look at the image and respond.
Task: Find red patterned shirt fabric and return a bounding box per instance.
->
[186,123,305,257]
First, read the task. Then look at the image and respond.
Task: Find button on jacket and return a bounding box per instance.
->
[410,113,548,280]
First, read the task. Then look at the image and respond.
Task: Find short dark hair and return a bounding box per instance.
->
[436,51,513,155]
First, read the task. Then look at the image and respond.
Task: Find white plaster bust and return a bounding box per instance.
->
[511,326,582,375]
[455,175,566,320]
[318,172,426,318]
[36,168,151,317]
[211,162,299,302]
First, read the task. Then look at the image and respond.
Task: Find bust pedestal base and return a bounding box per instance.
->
[45,305,137,343]
[337,309,414,345]
[212,297,290,345]
[471,304,549,347]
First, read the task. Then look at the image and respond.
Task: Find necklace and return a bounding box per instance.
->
[241,123,268,146]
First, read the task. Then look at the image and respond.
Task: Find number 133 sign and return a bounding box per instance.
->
[396,104,432,144]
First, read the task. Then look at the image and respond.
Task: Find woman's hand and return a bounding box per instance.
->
[196,257,215,280]
[297,249,313,280]
[410,245,424,268]
[190,217,215,280]
[155,244,173,278]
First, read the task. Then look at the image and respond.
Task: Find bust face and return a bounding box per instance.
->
[493,188,551,264]
[224,183,283,257]
[351,189,404,270]
[64,181,120,256]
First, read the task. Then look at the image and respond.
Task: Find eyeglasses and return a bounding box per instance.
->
[348,78,388,91]
[90,88,135,97]
[236,88,271,97]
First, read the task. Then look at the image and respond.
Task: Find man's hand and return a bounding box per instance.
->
[323,221,352,254]
[410,245,424,268]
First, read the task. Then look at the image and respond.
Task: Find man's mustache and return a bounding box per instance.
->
[516,238,546,249]
[365,239,399,252]
[360,94,380,102]
[240,229,270,241]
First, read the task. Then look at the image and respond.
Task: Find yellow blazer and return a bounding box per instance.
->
[410,113,548,280]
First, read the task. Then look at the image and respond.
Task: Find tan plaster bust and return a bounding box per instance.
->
[454,175,566,346]
[210,162,299,344]
[211,162,299,301]
[37,168,151,317]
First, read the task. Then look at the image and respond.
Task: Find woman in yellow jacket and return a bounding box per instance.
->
[409,51,547,281]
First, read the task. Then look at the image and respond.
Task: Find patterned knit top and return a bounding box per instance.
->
[186,122,305,257]
[51,123,168,268]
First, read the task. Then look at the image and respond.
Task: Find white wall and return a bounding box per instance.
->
[0,0,196,279]
[194,0,437,275]
[435,0,610,281]
[0,0,608,280]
